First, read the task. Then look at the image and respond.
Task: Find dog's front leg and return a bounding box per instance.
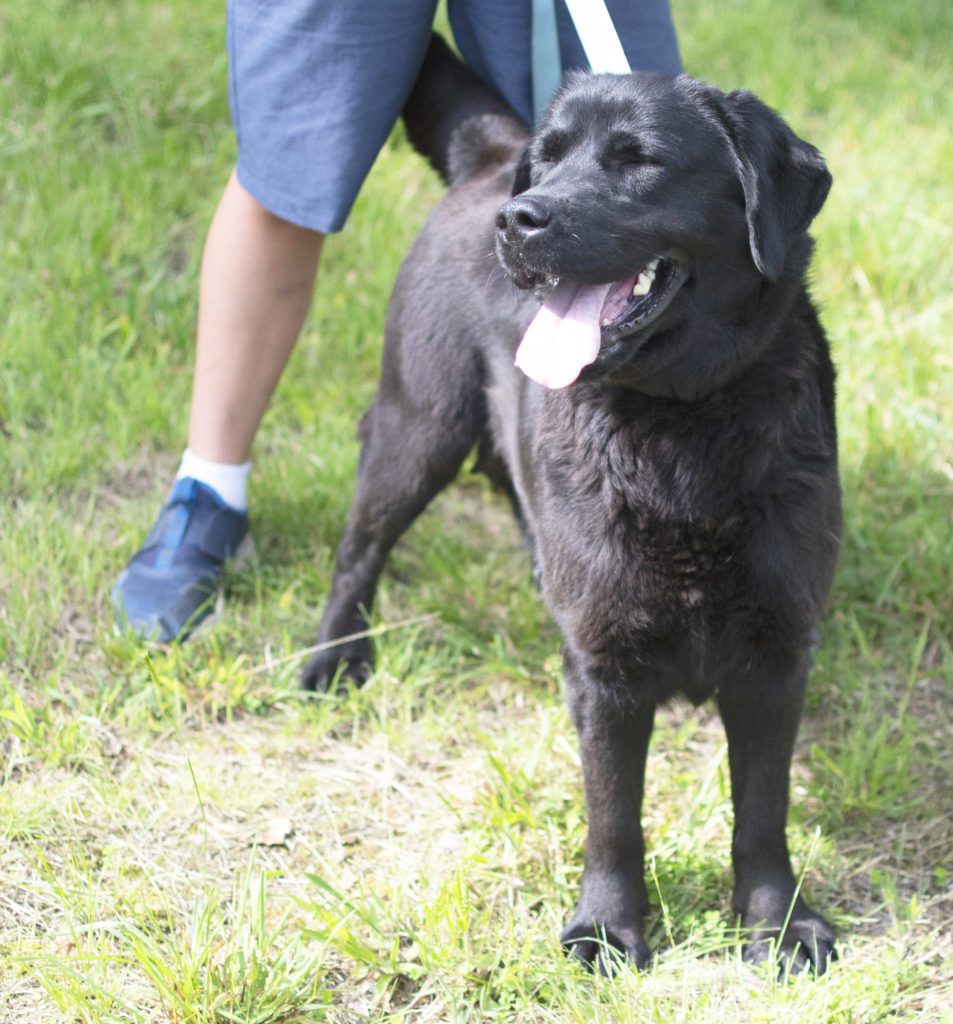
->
[717,665,836,975]
[561,648,656,973]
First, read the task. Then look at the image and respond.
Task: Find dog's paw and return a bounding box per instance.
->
[560,917,651,976]
[741,900,836,977]
[300,640,371,692]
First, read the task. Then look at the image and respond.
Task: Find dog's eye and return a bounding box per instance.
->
[538,133,569,164]
[604,135,662,171]
[608,149,659,171]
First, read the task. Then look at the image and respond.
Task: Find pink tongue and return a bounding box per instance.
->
[515,279,615,389]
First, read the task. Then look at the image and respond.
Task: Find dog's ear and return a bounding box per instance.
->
[511,145,533,196]
[716,89,831,281]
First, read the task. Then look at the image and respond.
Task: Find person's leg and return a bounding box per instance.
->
[113,0,439,642]
[111,174,322,642]
[188,170,323,466]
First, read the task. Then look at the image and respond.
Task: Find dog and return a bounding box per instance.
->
[303,36,840,976]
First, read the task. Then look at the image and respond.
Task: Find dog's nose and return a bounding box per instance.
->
[496,197,552,243]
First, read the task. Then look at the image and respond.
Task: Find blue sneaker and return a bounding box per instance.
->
[112,477,252,643]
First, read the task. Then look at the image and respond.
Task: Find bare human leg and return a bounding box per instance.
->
[188,169,324,464]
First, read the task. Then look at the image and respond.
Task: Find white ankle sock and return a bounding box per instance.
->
[175,449,251,512]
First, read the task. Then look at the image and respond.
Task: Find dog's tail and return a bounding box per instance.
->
[403,34,529,187]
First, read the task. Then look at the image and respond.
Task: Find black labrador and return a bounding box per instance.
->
[304,37,840,976]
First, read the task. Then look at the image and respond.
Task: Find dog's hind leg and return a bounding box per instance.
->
[302,360,486,691]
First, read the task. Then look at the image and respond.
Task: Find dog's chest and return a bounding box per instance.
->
[539,485,745,621]
[524,395,752,680]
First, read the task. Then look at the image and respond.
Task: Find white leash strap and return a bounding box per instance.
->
[562,0,631,74]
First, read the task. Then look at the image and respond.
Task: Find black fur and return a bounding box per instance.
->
[304,35,840,976]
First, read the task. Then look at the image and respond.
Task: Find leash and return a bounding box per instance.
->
[563,0,632,74]
[532,0,631,121]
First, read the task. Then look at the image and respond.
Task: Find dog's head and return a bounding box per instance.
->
[496,73,831,395]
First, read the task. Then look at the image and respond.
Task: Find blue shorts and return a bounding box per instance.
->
[227,0,681,233]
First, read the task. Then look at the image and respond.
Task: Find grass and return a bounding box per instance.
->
[1,0,951,1020]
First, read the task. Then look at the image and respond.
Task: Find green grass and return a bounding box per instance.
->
[1,0,951,1020]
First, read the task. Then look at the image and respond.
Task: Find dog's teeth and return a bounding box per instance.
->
[632,260,659,297]
[632,272,653,297]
